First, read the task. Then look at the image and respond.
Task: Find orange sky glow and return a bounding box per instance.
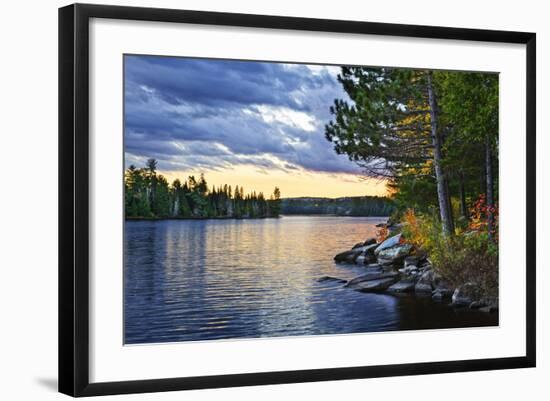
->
[161,165,388,199]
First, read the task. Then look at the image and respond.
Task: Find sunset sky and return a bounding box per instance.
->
[124,55,387,198]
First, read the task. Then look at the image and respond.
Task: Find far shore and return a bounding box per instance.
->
[125,214,391,221]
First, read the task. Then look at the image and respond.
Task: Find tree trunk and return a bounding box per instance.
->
[427,72,454,236]
[459,172,469,220]
[485,135,495,240]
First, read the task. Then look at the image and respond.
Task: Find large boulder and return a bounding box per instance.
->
[404,255,420,268]
[374,234,402,255]
[363,243,379,262]
[403,252,427,267]
[351,277,398,292]
[387,278,416,293]
[364,263,384,273]
[377,244,413,265]
[399,264,419,275]
[334,249,362,263]
[317,276,347,284]
[451,283,477,306]
[415,270,435,294]
[345,271,399,289]
[336,242,379,265]
[432,288,453,301]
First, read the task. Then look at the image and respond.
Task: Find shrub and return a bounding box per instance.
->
[402,209,498,299]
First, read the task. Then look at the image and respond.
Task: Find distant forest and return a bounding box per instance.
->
[125,159,281,219]
[281,196,394,216]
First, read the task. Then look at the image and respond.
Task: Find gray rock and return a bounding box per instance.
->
[377,244,413,265]
[355,255,366,265]
[374,234,402,255]
[364,243,379,254]
[387,279,416,293]
[479,305,498,313]
[415,282,433,294]
[365,263,383,270]
[345,271,399,289]
[317,276,347,284]
[415,270,435,293]
[452,284,477,306]
[364,263,384,273]
[334,249,362,263]
[349,245,369,253]
[352,277,398,292]
[363,253,377,264]
[352,242,365,249]
[432,288,453,301]
[404,255,419,267]
[399,264,419,275]
[469,300,487,309]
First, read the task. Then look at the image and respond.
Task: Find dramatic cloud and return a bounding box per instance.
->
[124,55,362,176]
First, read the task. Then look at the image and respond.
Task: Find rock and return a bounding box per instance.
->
[364,243,379,253]
[399,264,418,275]
[451,283,477,306]
[363,238,377,246]
[404,255,419,267]
[352,277,398,292]
[469,300,487,309]
[345,271,399,289]
[363,253,377,264]
[377,244,413,265]
[432,288,453,301]
[355,255,366,265]
[349,243,378,255]
[334,249,362,263]
[415,282,433,294]
[479,305,498,313]
[374,234,402,255]
[415,270,435,293]
[387,279,416,293]
[352,242,365,249]
[364,263,383,273]
[317,276,347,284]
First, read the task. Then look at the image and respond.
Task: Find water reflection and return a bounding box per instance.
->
[124,216,497,344]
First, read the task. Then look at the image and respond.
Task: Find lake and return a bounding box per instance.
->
[124,215,497,344]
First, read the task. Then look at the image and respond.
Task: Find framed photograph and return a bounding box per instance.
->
[58,3,536,397]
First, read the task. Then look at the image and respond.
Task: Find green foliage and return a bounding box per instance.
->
[326,66,499,239]
[402,209,498,298]
[325,67,432,178]
[124,159,281,219]
[281,196,394,216]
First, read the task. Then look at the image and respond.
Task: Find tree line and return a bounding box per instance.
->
[125,159,281,219]
[325,67,498,238]
[281,196,394,216]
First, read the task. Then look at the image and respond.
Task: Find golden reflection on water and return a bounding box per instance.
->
[127,216,384,341]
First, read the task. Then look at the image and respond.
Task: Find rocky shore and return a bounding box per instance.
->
[321,224,498,313]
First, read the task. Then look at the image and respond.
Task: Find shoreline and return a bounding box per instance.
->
[329,224,499,314]
[125,216,280,221]
[125,214,391,221]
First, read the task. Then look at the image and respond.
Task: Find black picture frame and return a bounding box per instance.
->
[58,3,536,397]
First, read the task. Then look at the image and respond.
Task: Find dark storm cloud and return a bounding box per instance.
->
[124,55,362,175]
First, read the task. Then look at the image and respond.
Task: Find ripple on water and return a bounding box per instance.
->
[124,216,497,344]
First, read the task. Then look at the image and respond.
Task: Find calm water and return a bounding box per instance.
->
[124,216,497,344]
